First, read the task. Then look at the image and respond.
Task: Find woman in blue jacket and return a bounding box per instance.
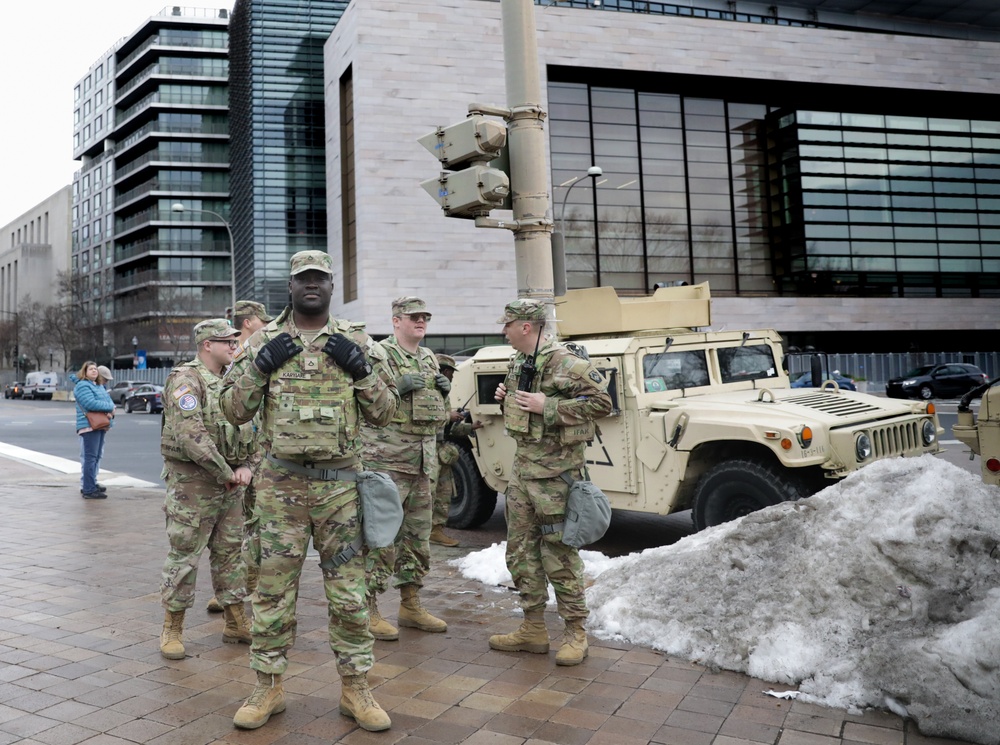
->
[74,361,115,499]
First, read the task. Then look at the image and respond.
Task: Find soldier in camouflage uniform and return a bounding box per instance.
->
[159,318,260,661]
[488,299,612,666]
[206,300,273,615]
[362,297,451,640]
[220,251,399,733]
[429,354,483,547]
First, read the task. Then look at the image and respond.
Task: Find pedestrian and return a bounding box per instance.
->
[159,318,260,662]
[488,299,612,666]
[429,354,483,547]
[206,299,273,615]
[220,250,399,733]
[73,361,115,500]
[362,297,450,641]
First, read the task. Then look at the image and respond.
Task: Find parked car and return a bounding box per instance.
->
[3,381,24,399]
[791,370,857,392]
[23,371,59,400]
[125,384,164,414]
[109,379,143,406]
[886,363,989,400]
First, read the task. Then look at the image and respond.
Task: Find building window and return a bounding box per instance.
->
[340,66,357,303]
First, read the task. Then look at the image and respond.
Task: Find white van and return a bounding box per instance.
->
[23,371,59,400]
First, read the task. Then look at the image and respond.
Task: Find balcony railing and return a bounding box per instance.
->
[114,268,231,292]
[114,149,229,181]
[116,60,229,100]
[118,29,228,72]
[116,239,234,264]
[115,119,228,154]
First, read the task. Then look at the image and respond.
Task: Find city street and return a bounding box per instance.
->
[0,395,983,559]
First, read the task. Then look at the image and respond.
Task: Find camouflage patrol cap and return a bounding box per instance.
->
[392,296,432,318]
[194,318,241,345]
[497,298,551,324]
[233,300,273,322]
[436,354,457,370]
[289,250,333,276]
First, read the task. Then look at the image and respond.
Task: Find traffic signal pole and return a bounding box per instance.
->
[420,0,556,310]
[497,0,554,306]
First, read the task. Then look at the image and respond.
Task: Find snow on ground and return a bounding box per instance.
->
[452,455,1000,744]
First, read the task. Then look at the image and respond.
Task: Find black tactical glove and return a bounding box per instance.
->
[395,373,426,396]
[322,333,373,381]
[254,333,301,375]
[434,373,451,395]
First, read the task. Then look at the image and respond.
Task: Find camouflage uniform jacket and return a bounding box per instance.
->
[503,340,613,479]
[362,337,448,477]
[161,357,261,485]
[219,306,398,464]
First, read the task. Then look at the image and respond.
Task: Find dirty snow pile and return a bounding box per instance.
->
[454,456,1000,744]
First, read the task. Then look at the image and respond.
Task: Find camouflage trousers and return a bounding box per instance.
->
[504,464,588,621]
[245,459,372,677]
[431,462,454,529]
[366,469,432,595]
[160,466,246,612]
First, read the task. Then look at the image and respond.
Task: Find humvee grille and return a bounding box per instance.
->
[871,421,921,458]
[785,393,883,417]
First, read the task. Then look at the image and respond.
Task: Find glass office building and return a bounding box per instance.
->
[228,0,349,314]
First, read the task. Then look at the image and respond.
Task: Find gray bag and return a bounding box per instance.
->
[540,471,612,548]
[356,471,404,548]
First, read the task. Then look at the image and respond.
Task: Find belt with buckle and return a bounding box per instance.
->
[266,454,359,482]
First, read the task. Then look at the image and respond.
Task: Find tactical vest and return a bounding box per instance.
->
[263,324,361,461]
[161,360,259,464]
[503,345,596,445]
[384,341,448,436]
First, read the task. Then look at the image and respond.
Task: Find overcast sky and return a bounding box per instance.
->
[453,455,999,745]
[0,1,234,229]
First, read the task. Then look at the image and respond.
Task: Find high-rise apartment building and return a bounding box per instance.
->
[72,6,231,367]
[228,0,349,313]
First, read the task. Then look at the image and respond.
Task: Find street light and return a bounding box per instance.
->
[551,166,602,297]
[171,202,236,316]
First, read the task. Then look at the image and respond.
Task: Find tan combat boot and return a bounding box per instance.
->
[397,585,447,632]
[488,610,549,654]
[368,595,399,641]
[160,609,186,659]
[429,525,460,547]
[206,596,224,613]
[222,603,252,644]
[233,670,285,729]
[555,619,589,666]
[339,673,391,732]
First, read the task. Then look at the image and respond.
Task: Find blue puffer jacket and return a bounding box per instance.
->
[74,379,115,432]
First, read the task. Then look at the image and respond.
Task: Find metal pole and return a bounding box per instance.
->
[501,0,554,312]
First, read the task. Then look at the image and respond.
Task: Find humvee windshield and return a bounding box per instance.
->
[717,344,780,384]
[642,350,710,392]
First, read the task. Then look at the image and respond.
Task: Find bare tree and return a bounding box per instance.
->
[17,297,47,372]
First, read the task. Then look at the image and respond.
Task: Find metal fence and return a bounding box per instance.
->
[787,351,1000,392]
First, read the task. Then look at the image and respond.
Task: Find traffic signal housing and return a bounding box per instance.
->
[420,115,510,219]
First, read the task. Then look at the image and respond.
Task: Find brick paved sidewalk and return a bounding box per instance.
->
[0,455,970,745]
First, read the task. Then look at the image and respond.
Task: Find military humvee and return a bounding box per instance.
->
[952,378,1000,486]
[447,283,943,531]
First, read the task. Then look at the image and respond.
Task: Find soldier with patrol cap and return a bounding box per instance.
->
[362,297,451,640]
[220,250,399,733]
[206,299,273,615]
[159,318,260,661]
[489,299,612,666]
[230,300,272,339]
[430,353,483,547]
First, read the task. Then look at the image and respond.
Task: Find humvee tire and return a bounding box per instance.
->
[449,446,499,529]
[692,458,807,530]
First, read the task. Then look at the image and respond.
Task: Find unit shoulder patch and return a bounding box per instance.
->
[178,393,199,411]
